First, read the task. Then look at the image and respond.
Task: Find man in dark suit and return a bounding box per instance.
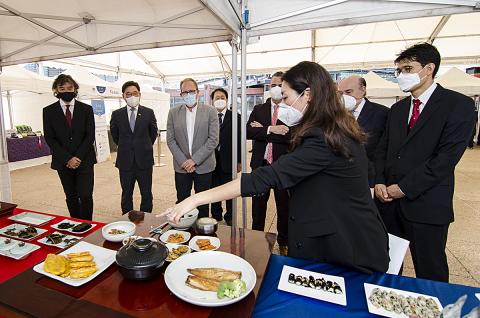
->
[43,74,96,220]
[247,71,290,255]
[375,43,475,282]
[110,81,158,214]
[210,88,241,225]
[338,75,389,188]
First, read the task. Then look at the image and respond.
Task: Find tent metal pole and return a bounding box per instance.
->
[6,90,14,129]
[0,78,12,202]
[231,37,239,229]
[240,25,247,230]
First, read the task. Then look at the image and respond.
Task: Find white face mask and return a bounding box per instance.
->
[125,96,140,108]
[396,66,427,92]
[277,90,307,126]
[214,99,227,110]
[270,86,282,101]
[343,94,358,111]
[183,93,197,107]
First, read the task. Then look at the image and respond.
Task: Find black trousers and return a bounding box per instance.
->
[175,171,212,218]
[119,164,153,214]
[379,201,450,282]
[211,164,233,222]
[57,165,94,221]
[251,160,289,246]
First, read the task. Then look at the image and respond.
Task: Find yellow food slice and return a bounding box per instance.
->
[69,266,97,279]
[70,261,96,269]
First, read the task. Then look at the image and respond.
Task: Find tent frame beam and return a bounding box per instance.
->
[133,51,166,80]
[249,0,349,28]
[0,22,86,61]
[212,42,232,75]
[94,6,205,50]
[0,1,91,50]
[428,15,450,43]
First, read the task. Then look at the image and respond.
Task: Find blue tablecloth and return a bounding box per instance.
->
[6,136,51,162]
[253,255,480,318]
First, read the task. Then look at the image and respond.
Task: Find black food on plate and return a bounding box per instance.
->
[72,222,92,232]
[46,233,66,244]
[287,274,343,294]
[58,222,75,229]
[288,273,295,284]
[18,226,38,239]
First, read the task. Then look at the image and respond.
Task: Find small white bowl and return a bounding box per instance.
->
[102,221,136,242]
[168,208,199,230]
[165,243,191,262]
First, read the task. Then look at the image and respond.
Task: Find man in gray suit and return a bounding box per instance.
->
[167,78,219,218]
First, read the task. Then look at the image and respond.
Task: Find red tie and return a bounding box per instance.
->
[266,104,279,164]
[65,105,72,127]
[408,99,421,131]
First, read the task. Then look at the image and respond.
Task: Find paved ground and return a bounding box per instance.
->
[9,142,480,287]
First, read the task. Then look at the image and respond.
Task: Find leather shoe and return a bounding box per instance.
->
[279,245,288,256]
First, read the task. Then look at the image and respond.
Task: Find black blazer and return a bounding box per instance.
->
[375,85,475,225]
[43,100,96,170]
[242,128,389,273]
[216,109,241,173]
[357,99,389,187]
[247,98,291,169]
[110,105,158,170]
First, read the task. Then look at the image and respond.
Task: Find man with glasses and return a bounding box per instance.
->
[167,78,219,218]
[110,81,158,214]
[375,43,475,282]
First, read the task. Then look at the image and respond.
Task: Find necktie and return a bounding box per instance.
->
[129,107,136,132]
[266,104,279,164]
[408,99,422,131]
[218,113,224,126]
[65,105,72,128]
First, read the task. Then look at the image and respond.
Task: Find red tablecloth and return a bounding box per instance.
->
[0,208,104,284]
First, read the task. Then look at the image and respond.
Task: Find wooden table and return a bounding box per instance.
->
[0,211,275,318]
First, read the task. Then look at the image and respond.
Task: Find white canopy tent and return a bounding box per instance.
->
[1,0,479,226]
[437,67,480,96]
[363,71,405,98]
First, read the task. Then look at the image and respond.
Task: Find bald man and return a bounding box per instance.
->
[338,76,389,187]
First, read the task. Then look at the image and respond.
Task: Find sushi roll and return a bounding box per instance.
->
[314,279,322,290]
[325,281,333,292]
[288,273,295,284]
[295,275,302,285]
[308,276,315,288]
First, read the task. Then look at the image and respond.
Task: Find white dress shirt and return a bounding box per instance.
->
[264,101,280,160]
[408,82,437,122]
[352,98,366,120]
[60,98,75,116]
[186,105,197,156]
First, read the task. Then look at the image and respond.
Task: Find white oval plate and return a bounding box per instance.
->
[165,243,191,262]
[188,236,220,252]
[159,230,191,244]
[164,251,256,307]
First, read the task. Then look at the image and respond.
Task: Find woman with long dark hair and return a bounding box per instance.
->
[160,61,389,273]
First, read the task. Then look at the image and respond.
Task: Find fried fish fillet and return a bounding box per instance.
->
[67,251,91,258]
[68,255,94,262]
[70,261,96,269]
[185,275,220,291]
[69,266,97,279]
[187,268,242,281]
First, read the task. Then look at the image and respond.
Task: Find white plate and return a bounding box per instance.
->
[165,243,191,262]
[101,221,136,242]
[188,236,220,252]
[160,230,191,244]
[364,283,443,318]
[8,212,55,226]
[164,251,256,307]
[37,231,81,249]
[33,241,116,287]
[0,237,40,260]
[0,223,47,241]
[50,220,97,234]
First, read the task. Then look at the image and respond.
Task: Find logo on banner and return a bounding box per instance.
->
[96,86,106,94]
[91,100,106,116]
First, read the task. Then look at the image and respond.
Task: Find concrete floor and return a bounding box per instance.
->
[9,143,480,287]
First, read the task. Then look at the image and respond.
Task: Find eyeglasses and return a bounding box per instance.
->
[125,92,140,98]
[180,90,197,97]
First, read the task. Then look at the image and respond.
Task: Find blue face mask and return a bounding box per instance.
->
[183,93,197,107]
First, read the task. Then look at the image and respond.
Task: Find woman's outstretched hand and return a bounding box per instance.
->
[157,196,198,223]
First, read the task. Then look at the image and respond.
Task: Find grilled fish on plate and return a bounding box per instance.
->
[187,268,242,282]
